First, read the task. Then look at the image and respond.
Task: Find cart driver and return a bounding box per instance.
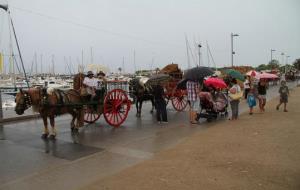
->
[83,71,97,99]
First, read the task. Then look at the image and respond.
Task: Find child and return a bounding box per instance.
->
[247,85,257,115]
[276,80,289,112]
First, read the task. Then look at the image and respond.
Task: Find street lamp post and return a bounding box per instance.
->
[198,44,202,66]
[285,55,290,74]
[231,33,239,67]
[281,52,285,65]
[270,49,276,63]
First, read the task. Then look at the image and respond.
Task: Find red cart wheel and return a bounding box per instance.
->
[171,88,188,111]
[103,89,131,127]
[83,106,101,123]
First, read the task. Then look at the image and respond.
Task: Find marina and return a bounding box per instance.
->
[0,1,300,190]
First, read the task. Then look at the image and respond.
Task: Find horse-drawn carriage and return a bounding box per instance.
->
[129,64,188,117]
[74,74,131,127]
[159,64,188,111]
[14,74,131,139]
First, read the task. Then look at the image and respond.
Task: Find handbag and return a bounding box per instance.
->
[229,91,243,100]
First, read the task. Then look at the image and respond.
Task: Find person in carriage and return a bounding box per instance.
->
[82,71,97,100]
[94,71,107,101]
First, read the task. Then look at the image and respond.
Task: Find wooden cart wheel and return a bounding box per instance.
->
[103,89,131,127]
[83,105,101,124]
[171,87,188,111]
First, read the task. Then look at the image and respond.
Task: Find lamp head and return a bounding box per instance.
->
[0,4,8,11]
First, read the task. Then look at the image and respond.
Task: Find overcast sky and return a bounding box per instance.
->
[0,0,299,74]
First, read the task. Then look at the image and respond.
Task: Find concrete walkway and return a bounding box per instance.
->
[83,87,300,190]
[0,82,298,190]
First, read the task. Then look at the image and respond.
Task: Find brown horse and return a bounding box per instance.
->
[15,88,84,139]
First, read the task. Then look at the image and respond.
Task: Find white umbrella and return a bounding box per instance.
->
[86,64,109,73]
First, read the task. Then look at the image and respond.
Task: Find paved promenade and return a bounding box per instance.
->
[84,87,300,190]
[0,82,298,190]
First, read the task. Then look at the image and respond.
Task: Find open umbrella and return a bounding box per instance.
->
[146,73,170,86]
[176,79,188,90]
[255,72,278,79]
[246,70,259,77]
[204,77,227,89]
[184,67,214,81]
[224,69,245,81]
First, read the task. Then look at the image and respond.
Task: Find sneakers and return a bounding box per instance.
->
[162,121,168,124]
[284,109,288,112]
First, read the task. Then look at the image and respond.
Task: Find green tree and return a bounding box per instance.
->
[268,59,280,70]
[256,64,268,71]
[293,59,300,70]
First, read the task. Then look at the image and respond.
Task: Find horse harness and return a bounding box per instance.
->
[21,91,32,110]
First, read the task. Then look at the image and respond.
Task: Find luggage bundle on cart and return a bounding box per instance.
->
[158,64,188,111]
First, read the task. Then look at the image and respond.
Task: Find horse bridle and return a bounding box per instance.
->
[17,89,33,110]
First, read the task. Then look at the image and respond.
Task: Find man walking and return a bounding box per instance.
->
[186,80,200,124]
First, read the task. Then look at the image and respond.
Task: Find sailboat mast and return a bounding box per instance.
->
[8,8,29,87]
[185,35,191,69]
[7,11,15,86]
[90,47,93,65]
[206,41,210,67]
[40,54,43,75]
[51,54,55,75]
[122,56,125,73]
[34,52,38,76]
[133,50,136,73]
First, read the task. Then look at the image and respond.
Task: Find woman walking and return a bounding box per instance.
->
[276,80,289,112]
[257,79,268,112]
[228,78,242,120]
[247,85,257,115]
[243,75,251,99]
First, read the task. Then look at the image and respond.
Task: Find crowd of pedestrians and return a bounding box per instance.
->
[184,76,290,123]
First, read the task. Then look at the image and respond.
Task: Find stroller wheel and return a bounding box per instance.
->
[225,111,228,117]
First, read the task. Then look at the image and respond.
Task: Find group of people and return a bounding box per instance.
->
[245,76,290,114]
[82,71,107,101]
[185,75,290,124]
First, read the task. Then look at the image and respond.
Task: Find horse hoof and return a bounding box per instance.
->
[41,134,48,139]
[49,134,56,140]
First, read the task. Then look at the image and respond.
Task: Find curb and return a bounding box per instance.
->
[0,114,40,124]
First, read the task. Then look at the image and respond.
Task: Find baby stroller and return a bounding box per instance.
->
[196,91,229,122]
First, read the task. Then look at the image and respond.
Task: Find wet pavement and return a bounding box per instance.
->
[0,82,297,190]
